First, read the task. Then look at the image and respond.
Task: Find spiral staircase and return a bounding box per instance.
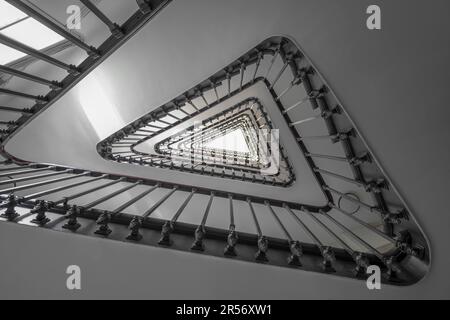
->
[0,0,443,298]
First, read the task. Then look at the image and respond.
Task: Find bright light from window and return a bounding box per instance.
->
[0,1,27,29]
[0,43,25,64]
[0,18,64,50]
[0,1,65,65]
[77,75,126,140]
[203,129,250,153]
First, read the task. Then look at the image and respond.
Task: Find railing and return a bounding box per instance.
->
[134,98,294,186]
[0,5,429,286]
[98,37,413,232]
[103,38,407,228]
[0,0,172,144]
[0,161,425,285]
[90,36,429,284]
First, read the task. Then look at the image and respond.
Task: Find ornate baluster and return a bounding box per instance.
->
[62,205,81,231]
[224,194,238,256]
[247,198,268,262]
[95,211,112,236]
[30,200,50,226]
[284,204,335,272]
[0,193,19,220]
[126,216,143,241]
[191,192,214,251]
[158,189,196,246]
[265,201,302,266]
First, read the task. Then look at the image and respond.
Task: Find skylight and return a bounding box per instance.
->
[0,1,65,65]
[0,43,25,65]
[1,18,64,50]
[0,1,27,29]
[203,129,250,153]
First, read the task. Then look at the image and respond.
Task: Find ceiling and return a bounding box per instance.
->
[0,0,449,298]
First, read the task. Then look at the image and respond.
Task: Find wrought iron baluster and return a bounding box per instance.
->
[283,204,335,272]
[224,194,238,256]
[95,183,159,237]
[79,0,124,38]
[0,166,54,178]
[191,191,214,251]
[247,198,268,262]
[252,51,263,82]
[266,201,302,266]
[0,169,72,187]
[124,185,178,241]
[264,46,280,79]
[6,0,100,57]
[0,171,87,195]
[22,174,107,202]
[269,56,291,90]
[158,188,196,246]
[0,88,47,104]
[0,33,79,73]
[305,209,368,276]
[76,181,141,221]
[0,65,62,89]
[0,106,33,115]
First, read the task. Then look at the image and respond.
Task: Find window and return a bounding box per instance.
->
[0,1,27,29]
[0,0,64,65]
[203,129,250,153]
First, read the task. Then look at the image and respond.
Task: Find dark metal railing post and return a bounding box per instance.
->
[125,184,180,241]
[321,212,379,255]
[264,46,280,79]
[325,186,404,221]
[62,205,82,231]
[321,210,400,279]
[265,201,302,266]
[0,88,47,104]
[306,209,369,277]
[94,183,159,237]
[123,185,178,241]
[191,191,214,251]
[6,0,100,57]
[0,171,88,195]
[275,74,301,101]
[0,106,33,115]
[158,188,196,246]
[247,198,268,262]
[0,164,33,172]
[0,193,19,220]
[0,33,79,74]
[0,65,62,89]
[86,181,142,236]
[142,185,178,219]
[55,178,125,208]
[269,56,291,90]
[0,166,53,178]
[283,204,335,272]
[224,194,238,256]
[313,167,367,188]
[0,169,72,187]
[29,200,51,226]
[80,0,124,39]
[22,174,108,201]
[329,204,396,245]
[252,51,263,82]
